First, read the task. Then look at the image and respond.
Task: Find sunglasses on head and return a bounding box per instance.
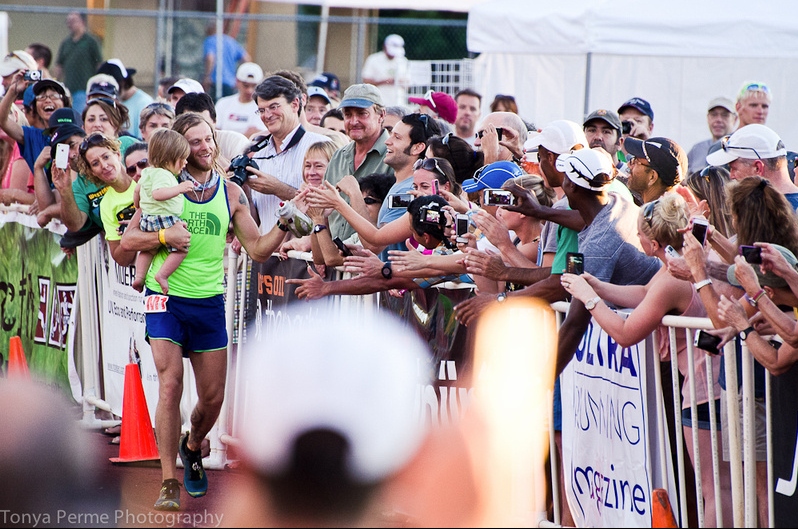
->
[363,196,382,205]
[720,134,762,159]
[740,82,770,97]
[88,96,117,109]
[413,157,447,180]
[126,158,148,176]
[145,102,173,112]
[642,199,660,227]
[79,132,107,156]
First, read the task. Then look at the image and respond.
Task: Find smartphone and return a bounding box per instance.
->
[430,179,440,195]
[388,193,413,209]
[621,120,633,135]
[566,252,585,275]
[482,189,516,207]
[332,236,353,257]
[694,330,722,356]
[691,218,709,246]
[455,214,469,244]
[739,245,763,264]
[665,245,680,259]
[54,143,70,169]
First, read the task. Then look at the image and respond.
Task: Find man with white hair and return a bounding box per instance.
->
[362,34,411,106]
[215,62,267,137]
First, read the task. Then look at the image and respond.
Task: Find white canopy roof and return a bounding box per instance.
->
[263,0,485,12]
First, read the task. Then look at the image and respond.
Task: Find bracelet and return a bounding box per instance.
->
[693,279,712,291]
[158,229,166,245]
[276,221,289,232]
[749,288,766,307]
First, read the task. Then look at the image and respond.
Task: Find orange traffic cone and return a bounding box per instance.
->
[652,488,678,528]
[8,336,30,380]
[110,363,159,463]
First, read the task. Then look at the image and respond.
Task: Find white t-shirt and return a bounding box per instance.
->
[361,51,410,107]
[215,94,266,136]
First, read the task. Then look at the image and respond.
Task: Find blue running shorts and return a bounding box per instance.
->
[144,289,228,354]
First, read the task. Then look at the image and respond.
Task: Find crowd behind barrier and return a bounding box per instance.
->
[0,207,779,528]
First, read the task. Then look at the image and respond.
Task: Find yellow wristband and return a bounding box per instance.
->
[158,229,166,245]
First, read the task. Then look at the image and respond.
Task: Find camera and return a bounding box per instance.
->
[228,154,259,187]
[388,193,413,209]
[739,245,763,264]
[621,120,633,135]
[482,189,516,207]
[420,206,443,225]
[665,245,680,259]
[23,70,42,82]
[694,330,722,355]
[691,218,709,246]
[566,252,584,275]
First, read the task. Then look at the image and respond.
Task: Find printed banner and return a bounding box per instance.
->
[561,317,653,527]
[0,210,78,397]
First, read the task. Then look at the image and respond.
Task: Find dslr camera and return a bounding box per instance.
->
[23,70,42,82]
[227,154,259,187]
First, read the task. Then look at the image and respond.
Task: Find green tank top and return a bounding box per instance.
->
[145,180,230,298]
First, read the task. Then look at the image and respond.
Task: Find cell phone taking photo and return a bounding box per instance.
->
[739,245,763,264]
[694,329,722,355]
[388,193,413,209]
[691,218,709,246]
[566,252,584,275]
[332,236,353,257]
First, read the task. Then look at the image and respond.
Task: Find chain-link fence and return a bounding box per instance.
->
[2,3,474,101]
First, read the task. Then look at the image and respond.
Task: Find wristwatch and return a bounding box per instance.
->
[739,326,756,341]
[381,262,392,279]
[312,224,328,234]
[585,296,602,311]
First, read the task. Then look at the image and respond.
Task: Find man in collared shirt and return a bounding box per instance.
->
[325,83,393,240]
[246,75,330,234]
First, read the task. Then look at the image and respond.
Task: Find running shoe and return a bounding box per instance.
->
[179,432,208,497]
[153,478,181,511]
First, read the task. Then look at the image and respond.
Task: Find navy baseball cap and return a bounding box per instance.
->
[309,72,341,93]
[618,97,654,121]
[44,108,83,136]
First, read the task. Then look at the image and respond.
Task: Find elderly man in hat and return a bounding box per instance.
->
[362,34,411,107]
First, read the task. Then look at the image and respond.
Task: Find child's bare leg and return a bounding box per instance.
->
[154,250,188,294]
[133,250,157,292]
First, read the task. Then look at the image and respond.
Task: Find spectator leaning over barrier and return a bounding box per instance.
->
[32,117,85,227]
[243,75,331,234]
[139,102,175,142]
[561,192,732,528]
[324,83,393,241]
[120,110,302,512]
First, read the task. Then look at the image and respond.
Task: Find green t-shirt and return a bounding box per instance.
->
[56,32,103,94]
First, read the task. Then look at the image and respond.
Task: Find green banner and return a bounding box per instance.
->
[0,212,78,393]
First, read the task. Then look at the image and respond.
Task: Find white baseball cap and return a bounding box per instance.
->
[384,34,405,58]
[237,307,431,483]
[307,86,332,105]
[0,50,37,78]
[236,62,263,84]
[556,148,616,191]
[706,124,787,166]
[525,120,588,155]
[167,78,204,95]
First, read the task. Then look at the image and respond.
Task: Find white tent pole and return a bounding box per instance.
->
[215,0,224,101]
[316,3,330,74]
[583,51,592,120]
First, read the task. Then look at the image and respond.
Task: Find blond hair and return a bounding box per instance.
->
[147,128,190,170]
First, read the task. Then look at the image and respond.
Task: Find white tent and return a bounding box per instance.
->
[467,0,798,153]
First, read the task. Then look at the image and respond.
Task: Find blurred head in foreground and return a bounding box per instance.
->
[227,306,432,526]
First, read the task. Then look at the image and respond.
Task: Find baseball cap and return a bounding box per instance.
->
[525,120,588,155]
[624,137,687,186]
[307,86,332,105]
[236,62,264,84]
[583,109,621,132]
[462,160,524,193]
[236,307,431,483]
[45,108,83,136]
[384,34,405,58]
[706,124,787,166]
[556,148,616,191]
[22,85,36,108]
[0,50,37,78]
[309,72,341,93]
[708,96,735,114]
[727,244,797,290]
[87,81,119,99]
[339,83,383,109]
[96,59,133,87]
[49,124,85,149]
[167,78,204,95]
[32,79,68,99]
[408,90,457,124]
[618,97,654,121]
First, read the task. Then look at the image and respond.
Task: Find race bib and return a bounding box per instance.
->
[144,294,169,313]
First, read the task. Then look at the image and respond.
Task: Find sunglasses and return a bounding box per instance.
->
[79,132,107,156]
[417,113,435,138]
[144,102,174,112]
[88,96,118,110]
[739,82,770,97]
[363,196,382,205]
[476,127,504,141]
[414,157,447,181]
[35,92,64,101]
[642,199,660,227]
[720,134,762,159]
[126,158,149,176]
